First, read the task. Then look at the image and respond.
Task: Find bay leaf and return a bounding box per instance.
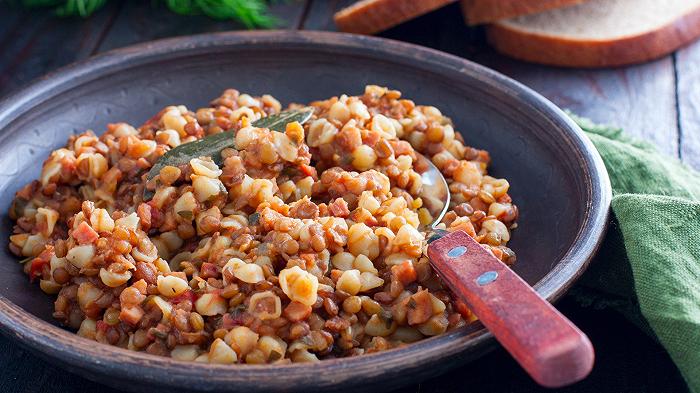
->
[254,106,314,132]
[143,107,314,200]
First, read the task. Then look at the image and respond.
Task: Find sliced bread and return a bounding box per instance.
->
[334,0,456,35]
[462,0,585,25]
[487,0,700,67]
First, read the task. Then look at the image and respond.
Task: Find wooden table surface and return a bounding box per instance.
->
[0,1,693,392]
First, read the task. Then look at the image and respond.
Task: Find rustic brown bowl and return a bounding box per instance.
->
[0,31,610,392]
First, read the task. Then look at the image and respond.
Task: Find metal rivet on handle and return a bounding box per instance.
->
[447,246,467,258]
[476,271,498,286]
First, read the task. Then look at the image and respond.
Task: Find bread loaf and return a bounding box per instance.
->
[487,0,700,67]
[334,0,456,35]
[462,0,584,25]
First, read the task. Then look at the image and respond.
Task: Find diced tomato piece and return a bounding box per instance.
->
[72,221,99,244]
[96,320,109,332]
[364,216,379,227]
[28,246,54,281]
[455,300,477,322]
[330,269,343,282]
[299,254,316,269]
[283,301,312,322]
[147,201,164,227]
[138,203,152,231]
[29,258,48,281]
[298,164,317,179]
[497,194,512,204]
[451,220,476,238]
[171,290,196,305]
[391,261,417,285]
[199,262,219,279]
[119,306,144,326]
[362,130,380,147]
[328,198,350,218]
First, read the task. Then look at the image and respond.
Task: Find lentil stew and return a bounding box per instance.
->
[8,85,519,365]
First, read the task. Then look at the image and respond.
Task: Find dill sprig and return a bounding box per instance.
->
[166,0,276,28]
[10,0,279,28]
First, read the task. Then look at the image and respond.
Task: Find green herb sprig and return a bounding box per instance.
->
[9,0,280,28]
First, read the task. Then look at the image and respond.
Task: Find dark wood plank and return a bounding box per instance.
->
[481,56,679,158]
[303,1,679,157]
[0,336,122,393]
[676,41,700,170]
[0,2,120,98]
[0,4,26,41]
[302,0,347,30]
[97,0,308,53]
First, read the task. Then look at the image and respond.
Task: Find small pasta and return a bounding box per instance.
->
[278,266,318,306]
[157,275,189,297]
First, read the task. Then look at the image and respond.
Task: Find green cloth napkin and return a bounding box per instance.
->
[568,114,700,393]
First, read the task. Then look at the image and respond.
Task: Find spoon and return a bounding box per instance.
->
[417,155,594,388]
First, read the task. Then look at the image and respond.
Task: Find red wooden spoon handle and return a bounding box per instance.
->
[427,230,594,388]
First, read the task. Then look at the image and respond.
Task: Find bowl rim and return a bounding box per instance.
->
[0,30,612,390]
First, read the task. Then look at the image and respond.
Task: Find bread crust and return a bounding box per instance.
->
[487,5,700,67]
[462,0,585,25]
[334,0,456,35]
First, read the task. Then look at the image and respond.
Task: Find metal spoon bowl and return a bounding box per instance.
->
[416,154,450,229]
